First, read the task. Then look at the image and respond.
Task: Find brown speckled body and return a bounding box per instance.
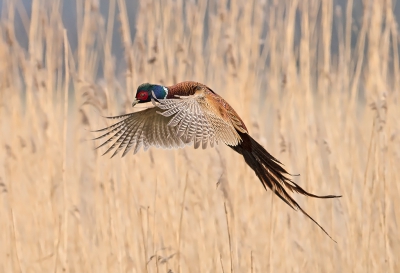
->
[166,81,204,98]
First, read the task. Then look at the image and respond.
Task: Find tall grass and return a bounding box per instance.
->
[0,0,399,272]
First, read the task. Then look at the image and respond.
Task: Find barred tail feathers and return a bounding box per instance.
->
[230,133,340,242]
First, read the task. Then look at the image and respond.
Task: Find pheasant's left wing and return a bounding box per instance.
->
[92,107,188,157]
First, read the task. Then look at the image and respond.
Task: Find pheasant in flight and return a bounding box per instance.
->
[93,81,341,241]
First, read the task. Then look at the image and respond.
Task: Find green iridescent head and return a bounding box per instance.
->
[132,83,169,106]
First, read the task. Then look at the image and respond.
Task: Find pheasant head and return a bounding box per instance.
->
[132,83,169,106]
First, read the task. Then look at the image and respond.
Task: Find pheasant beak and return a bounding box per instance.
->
[131,98,140,107]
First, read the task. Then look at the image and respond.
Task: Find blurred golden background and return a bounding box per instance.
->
[0,0,399,272]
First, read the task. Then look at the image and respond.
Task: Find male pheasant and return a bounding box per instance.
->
[93,81,341,241]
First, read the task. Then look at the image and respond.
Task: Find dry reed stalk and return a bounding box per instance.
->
[223,202,233,273]
[62,29,70,272]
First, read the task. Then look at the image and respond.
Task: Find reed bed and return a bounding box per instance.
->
[0,0,399,272]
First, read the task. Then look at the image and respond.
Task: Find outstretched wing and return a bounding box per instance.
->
[156,91,243,148]
[93,91,244,157]
[93,107,187,158]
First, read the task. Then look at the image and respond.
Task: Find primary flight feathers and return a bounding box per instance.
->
[93,81,341,241]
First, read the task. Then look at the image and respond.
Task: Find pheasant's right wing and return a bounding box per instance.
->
[93,107,187,157]
[156,91,243,148]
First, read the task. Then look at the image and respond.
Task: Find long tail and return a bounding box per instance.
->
[230,132,341,242]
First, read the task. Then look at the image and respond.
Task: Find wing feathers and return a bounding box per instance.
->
[94,91,244,156]
[157,93,241,147]
[94,108,184,156]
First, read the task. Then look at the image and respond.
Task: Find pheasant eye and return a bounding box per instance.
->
[137,91,148,100]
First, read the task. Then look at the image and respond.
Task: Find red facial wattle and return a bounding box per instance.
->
[136,91,149,101]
